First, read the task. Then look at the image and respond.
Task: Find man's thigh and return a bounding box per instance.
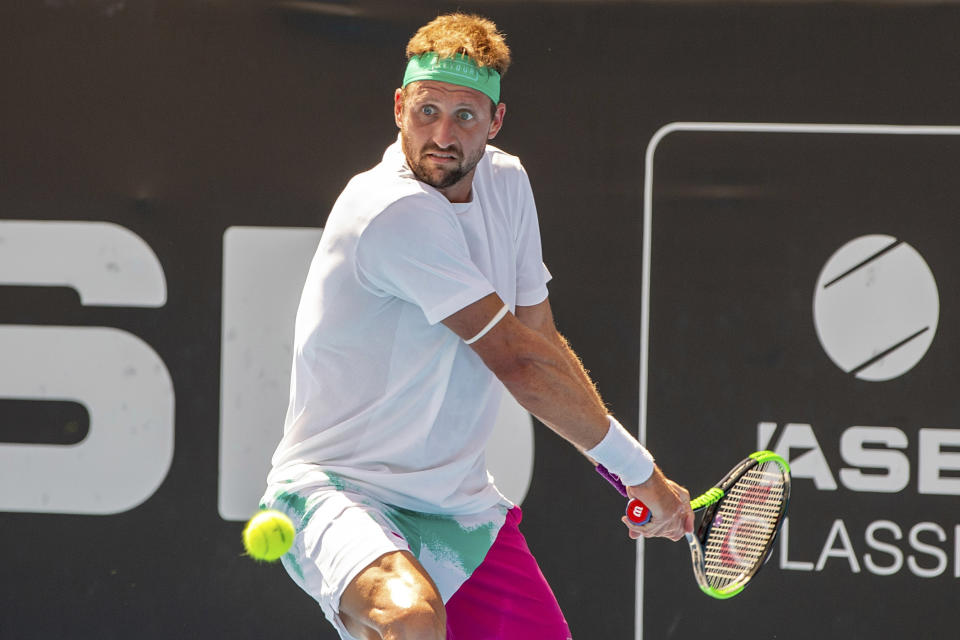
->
[339,550,445,640]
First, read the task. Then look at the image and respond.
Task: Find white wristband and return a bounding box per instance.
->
[585,415,655,486]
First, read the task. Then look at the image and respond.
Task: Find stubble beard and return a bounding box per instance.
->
[401,133,484,191]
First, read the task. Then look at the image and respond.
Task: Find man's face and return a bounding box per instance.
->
[394,80,505,202]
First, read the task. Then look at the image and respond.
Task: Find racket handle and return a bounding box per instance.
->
[597,464,652,525]
[626,498,652,526]
[595,463,628,497]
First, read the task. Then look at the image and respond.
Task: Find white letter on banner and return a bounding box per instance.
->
[955,525,960,578]
[839,426,910,493]
[907,522,948,578]
[0,221,172,514]
[759,422,838,490]
[864,520,904,576]
[0,220,166,306]
[815,519,861,573]
[219,227,324,522]
[918,429,960,496]
[779,518,815,571]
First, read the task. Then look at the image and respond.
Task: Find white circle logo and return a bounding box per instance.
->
[813,235,939,381]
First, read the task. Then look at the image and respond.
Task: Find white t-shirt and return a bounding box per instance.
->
[268,138,551,515]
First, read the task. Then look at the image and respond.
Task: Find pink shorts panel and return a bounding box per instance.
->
[445,507,573,640]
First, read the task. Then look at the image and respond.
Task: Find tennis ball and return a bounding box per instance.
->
[242,510,295,562]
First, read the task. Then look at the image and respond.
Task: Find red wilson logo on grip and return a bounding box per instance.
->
[626,499,651,525]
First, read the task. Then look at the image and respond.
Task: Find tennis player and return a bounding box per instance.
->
[261,13,694,640]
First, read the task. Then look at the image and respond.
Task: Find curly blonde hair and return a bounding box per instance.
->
[405,13,511,77]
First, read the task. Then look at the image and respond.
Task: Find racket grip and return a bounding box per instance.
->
[598,465,652,526]
[625,499,652,526]
[596,463,628,497]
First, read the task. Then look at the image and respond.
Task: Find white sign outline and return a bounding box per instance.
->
[638,122,960,640]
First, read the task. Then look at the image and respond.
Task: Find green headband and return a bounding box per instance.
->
[402,53,501,104]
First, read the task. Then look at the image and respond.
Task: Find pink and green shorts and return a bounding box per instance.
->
[261,471,572,640]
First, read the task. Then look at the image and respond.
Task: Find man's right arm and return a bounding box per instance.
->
[443,292,693,540]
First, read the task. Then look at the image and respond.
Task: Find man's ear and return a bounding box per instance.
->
[488,102,507,140]
[394,88,404,128]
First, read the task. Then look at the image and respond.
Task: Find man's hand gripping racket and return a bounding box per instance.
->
[598,451,791,599]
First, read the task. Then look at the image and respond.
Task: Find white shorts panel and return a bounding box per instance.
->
[261,468,508,640]
[262,483,409,639]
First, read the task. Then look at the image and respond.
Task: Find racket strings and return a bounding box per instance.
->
[701,462,786,589]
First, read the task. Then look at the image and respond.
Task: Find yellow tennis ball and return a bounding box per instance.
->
[243,510,295,562]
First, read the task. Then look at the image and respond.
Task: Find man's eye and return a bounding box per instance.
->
[422,105,437,116]
[457,111,474,121]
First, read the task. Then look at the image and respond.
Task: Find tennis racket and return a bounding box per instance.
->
[597,450,791,599]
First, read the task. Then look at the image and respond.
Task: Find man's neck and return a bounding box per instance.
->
[437,171,476,203]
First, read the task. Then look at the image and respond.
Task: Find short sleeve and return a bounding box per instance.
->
[355,198,495,325]
[513,167,552,306]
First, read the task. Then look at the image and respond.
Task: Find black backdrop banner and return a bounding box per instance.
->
[3,2,960,639]
[643,124,960,638]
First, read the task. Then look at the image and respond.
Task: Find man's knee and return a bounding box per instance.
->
[376,598,446,640]
[340,550,447,640]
